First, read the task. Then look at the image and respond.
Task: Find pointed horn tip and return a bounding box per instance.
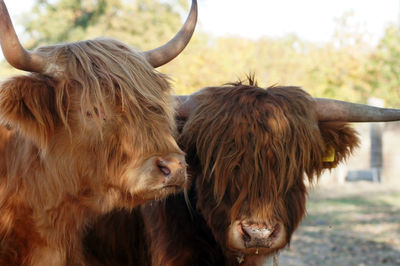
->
[315,98,400,123]
[143,0,198,68]
[0,0,46,73]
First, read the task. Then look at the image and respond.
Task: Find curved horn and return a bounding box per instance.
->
[0,0,46,73]
[143,0,198,68]
[315,98,400,122]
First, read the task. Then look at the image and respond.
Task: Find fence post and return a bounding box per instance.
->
[368,98,384,183]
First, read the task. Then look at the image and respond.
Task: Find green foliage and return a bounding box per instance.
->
[366,24,400,107]
[161,32,373,103]
[22,0,184,50]
[1,1,400,108]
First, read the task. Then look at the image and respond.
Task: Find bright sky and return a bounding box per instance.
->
[200,0,400,45]
[4,0,400,45]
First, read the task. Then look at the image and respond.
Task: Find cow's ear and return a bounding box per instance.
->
[0,75,57,147]
[318,122,360,169]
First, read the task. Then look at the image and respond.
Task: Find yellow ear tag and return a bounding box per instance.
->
[323,147,335,163]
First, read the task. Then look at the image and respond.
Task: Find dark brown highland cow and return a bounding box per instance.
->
[0,0,197,265]
[84,78,400,266]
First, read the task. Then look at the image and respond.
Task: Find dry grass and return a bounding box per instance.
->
[279,182,400,266]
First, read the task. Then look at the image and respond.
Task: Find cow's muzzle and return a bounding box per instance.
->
[227,220,286,255]
[239,221,281,249]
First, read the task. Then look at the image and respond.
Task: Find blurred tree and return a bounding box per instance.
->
[367,24,400,107]
[306,11,372,103]
[2,0,399,105]
[22,0,185,51]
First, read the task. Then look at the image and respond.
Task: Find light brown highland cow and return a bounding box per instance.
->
[0,0,197,265]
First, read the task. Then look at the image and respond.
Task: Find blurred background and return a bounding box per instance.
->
[1,0,400,265]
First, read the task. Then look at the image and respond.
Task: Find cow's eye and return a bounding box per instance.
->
[148,105,162,114]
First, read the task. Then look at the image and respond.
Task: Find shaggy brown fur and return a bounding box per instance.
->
[0,38,186,265]
[84,81,359,265]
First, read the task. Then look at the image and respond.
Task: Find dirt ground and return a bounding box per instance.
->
[279,182,400,266]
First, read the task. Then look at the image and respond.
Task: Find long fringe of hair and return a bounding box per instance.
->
[39,38,176,147]
[180,78,359,224]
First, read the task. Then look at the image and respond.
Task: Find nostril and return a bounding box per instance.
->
[242,228,251,242]
[160,166,171,176]
[238,223,251,242]
[156,159,171,176]
[271,224,281,238]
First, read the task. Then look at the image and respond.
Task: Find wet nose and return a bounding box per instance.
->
[239,222,281,248]
[155,153,187,184]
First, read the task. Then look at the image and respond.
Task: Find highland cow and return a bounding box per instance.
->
[84,78,400,266]
[0,0,197,265]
